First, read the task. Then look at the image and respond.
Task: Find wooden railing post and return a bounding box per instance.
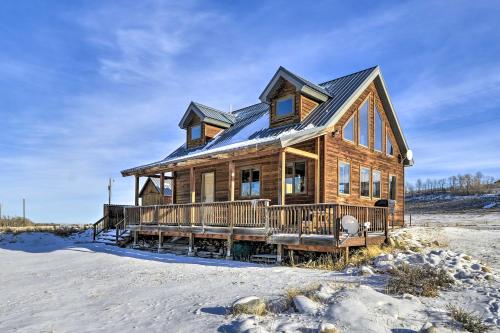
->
[264,201,270,234]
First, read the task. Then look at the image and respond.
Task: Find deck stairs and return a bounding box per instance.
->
[94,229,132,246]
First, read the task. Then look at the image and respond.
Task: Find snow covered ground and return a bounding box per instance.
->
[0,215,499,332]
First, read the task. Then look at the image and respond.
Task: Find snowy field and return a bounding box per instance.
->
[0,214,499,332]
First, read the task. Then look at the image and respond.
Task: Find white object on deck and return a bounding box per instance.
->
[341,215,359,235]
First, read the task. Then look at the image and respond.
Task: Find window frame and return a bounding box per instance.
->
[342,114,356,144]
[338,160,351,196]
[285,160,307,195]
[360,166,371,198]
[389,174,397,201]
[374,105,383,153]
[372,170,381,199]
[275,95,295,118]
[358,97,370,148]
[240,167,261,198]
[190,124,202,141]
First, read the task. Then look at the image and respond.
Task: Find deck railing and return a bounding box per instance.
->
[121,200,387,238]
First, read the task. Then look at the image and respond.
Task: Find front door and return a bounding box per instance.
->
[201,172,215,203]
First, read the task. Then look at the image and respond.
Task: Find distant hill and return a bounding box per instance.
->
[405,193,499,214]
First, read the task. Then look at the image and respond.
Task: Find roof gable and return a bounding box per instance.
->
[178,102,236,129]
[139,177,172,197]
[259,66,331,103]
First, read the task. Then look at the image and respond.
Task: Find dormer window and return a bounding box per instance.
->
[190,124,201,140]
[276,96,294,117]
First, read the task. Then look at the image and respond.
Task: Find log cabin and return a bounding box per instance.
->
[138,177,173,206]
[96,66,413,261]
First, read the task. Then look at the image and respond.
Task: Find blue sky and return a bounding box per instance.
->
[1,1,499,223]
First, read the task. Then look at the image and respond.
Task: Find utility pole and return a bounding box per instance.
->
[108,178,114,205]
[22,199,26,224]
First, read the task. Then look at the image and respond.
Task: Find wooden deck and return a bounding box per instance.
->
[98,200,389,254]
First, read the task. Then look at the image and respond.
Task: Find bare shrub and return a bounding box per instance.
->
[447,304,491,333]
[387,264,454,297]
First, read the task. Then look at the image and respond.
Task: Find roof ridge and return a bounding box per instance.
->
[318,66,378,86]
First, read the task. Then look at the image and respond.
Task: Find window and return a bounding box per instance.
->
[241,168,260,197]
[276,96,294,117]
[339,161,350,195]
[374,107,382,152]
[343,116,355,142]
[386,134,394,156]
[285,161,306,194]
[359,99,369,147]
[372,170,381,198]
[191,124,201,140]
[360,167,370,197]
[389,175,397,200]
[201,172,215,203]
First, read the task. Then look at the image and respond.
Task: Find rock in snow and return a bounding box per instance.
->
[293,295,319,315]
[359,265,374,276]
[319,322,339,333]
[232,296,266,315]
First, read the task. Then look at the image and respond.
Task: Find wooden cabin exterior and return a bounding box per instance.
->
[107,66,413,257]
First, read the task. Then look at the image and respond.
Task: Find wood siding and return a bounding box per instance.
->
[300,95,319,120]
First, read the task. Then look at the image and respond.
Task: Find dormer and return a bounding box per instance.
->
[259,67,331,128]
[179,102,235,149]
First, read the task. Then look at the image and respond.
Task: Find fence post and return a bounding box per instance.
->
[384,208,389,239]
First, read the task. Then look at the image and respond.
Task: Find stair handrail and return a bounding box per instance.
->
[92,215,109,241]
[115,217,127,245]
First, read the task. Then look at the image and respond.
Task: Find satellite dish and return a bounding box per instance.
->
[341,215,359,235]
[406,149,413,161]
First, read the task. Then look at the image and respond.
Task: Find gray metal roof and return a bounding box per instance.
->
[192,102,236,124]
[122,66,391,175]
[178,102,236,129]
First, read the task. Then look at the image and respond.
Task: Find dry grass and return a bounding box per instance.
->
[447,304,491,333]
[297,244,393,271]
[387,264,454,297]
[0,225,88,236]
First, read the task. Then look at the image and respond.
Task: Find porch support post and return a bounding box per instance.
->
[172,171,176,204]
[226,235,233,260]
[228,161,235,202]
[158,232,163,252]
[188,233,195,256]
[190,167,195,225]
[343,246,349,265]
[279,149,286,205]
[276,244,283,264]
[315,137,321,203]
[160,172,165,204]
[134,175,140,206]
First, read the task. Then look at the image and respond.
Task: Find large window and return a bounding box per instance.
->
[372,170,381,198]
[360,167,370,197]
[343,116,355,142]
[276,96,294,117]
[285,161,306,194]
[386,134,394,156]
[191,124,201,140]
[359,99,369,147]
[389,175,397,200]
[339,161,350,195]
[374,107,382,152]
[241,168,260,197]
